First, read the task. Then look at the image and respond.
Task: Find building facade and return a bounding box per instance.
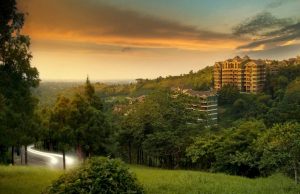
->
[173,88,218,126]
[214,56,266,93]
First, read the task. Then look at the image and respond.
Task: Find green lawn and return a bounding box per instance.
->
[0,165,300,194]
[130,166,300,194]
[0,166,61,194]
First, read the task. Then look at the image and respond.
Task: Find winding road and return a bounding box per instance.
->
[24,145,79,169]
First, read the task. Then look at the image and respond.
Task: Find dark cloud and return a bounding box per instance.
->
[233,11,300,50]
[236,21,300,49]
[20,0,233,48]
[266,0,286,9]
[233,12,292,36]
[239,44,300,59]
[266,0,297,9]
[264,22,300,39]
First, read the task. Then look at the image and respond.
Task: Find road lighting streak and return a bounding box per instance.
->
[28,145,75,166]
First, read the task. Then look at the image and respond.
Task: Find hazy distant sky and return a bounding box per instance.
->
[19,0,300,80]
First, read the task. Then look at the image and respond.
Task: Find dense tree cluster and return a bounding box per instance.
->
[187,120,265,177]
[38,78,112,169]
[217,64,300,128]
[116,91,205,168]
[188,62,300,181]
[0,0,39,164]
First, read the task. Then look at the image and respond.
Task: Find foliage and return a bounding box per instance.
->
[68,78,111,157]
[0,0,40,164]
[42,78,112,165]
[50,96,74,152]
[263,77,300,126]
[117,90,205,168]
[217,84,240,105]
[69,96,111,157]
[265,64,300,97]
[32,82,81,106]
[44,157,143,194]
[187,120,266,177]
[257,122,300,183]
[134,66,213,91]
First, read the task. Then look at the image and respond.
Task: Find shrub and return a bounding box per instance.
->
[44,157,143,194]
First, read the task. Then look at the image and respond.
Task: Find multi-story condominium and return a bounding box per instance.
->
[214,56,266,93]
[172,88,218,125]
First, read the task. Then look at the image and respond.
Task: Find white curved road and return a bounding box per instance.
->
[27,145,78,169]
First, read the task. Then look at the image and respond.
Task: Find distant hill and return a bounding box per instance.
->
[134,66,213,92]
[33,55,300,106]
[32,82,82,106]
[33,66,214,105]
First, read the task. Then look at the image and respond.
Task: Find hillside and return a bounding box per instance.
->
[32,82,82,106]
[33,56,300,106]
[33,66,213,105]
[0,165,299,194]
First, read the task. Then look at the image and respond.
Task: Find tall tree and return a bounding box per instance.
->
[117,90,205,168]
[70,78,109,158]
[0,0,39,164]
[50,96,74,169]
[69,94,110,159]
[84,76,95,100]
[258,122,300,184]
[84,76,103,110]
[0,94,9,163]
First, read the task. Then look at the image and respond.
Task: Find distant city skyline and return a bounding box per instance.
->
[19,0,300,80]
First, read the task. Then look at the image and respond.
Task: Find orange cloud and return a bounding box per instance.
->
[20,0,244,52]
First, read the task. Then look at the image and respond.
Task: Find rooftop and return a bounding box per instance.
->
[172,87,217,98]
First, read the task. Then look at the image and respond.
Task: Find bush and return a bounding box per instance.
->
[44,157,144,194]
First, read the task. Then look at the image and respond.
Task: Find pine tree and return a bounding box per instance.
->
[84,76,95,100]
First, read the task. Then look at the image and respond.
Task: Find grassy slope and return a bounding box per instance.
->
[130,166,300,194]
[0,166,61,194]
[0,165,299,194]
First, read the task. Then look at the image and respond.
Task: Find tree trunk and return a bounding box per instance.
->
[62,150,66,170]
[128,142,132,164]
[294,160,298,184]
[11,146,14,165]
[49,140,53,151]
[25,145,28,165]
[137,149,139,164]
[89,147,92,158]
[20,146,23,165]
[76,144,83,161]
[141,149,144,164]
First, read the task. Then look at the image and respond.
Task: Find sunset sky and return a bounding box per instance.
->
[19,0,300,80]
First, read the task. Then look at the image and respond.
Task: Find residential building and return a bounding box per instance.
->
[214,56,266,93]
[173,88,218,126]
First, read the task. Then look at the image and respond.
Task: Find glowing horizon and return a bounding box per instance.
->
[19,0,300,80]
